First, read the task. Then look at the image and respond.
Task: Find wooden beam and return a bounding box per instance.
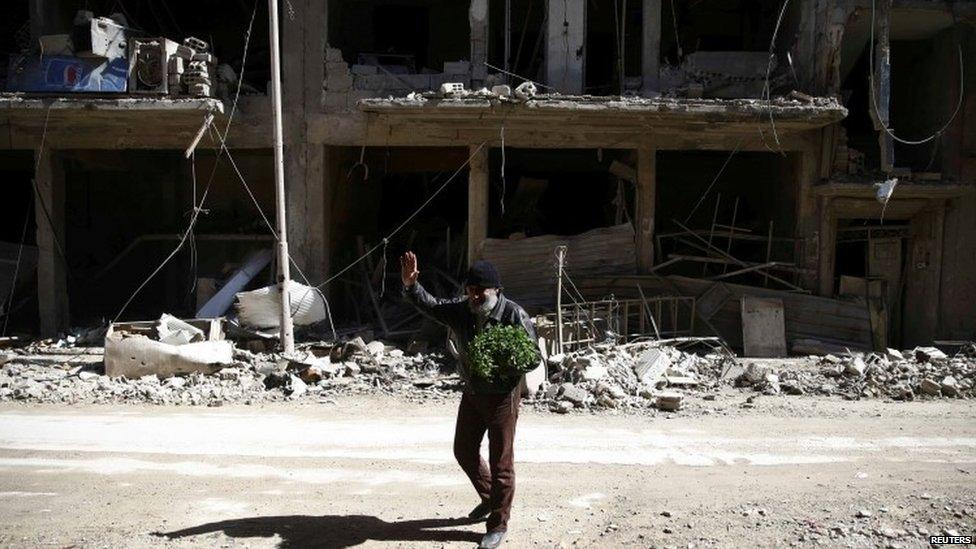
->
[641,0,662,95]
[636,144,657,272]
[34,149,69,335]
[467,144,489,266]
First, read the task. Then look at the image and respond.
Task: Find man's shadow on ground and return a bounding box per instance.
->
[155,514,484,548]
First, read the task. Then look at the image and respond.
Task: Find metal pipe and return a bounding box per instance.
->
[267,0,295,354]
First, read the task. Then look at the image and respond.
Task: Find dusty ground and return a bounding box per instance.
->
[0,392,974,548]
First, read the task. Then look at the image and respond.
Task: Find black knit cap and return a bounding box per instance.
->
[465,260,502,289]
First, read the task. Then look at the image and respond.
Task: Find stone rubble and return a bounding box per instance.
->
[0,337,972,410]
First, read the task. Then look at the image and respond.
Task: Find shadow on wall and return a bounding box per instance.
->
[155,514,483,548]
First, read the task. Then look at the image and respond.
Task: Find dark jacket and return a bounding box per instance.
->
[403,282,538,394]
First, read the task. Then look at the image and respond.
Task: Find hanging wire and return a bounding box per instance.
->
[760,0,792,155]
[314,141,488,290]
[2,199,33,336]
[868,0,965,146]
[499,125,507,216]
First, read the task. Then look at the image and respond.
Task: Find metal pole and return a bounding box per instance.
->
[555,245,567,354]
[267,0,295,354]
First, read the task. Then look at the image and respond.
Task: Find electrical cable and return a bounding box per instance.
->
[2,199,32,336]
[868,0,965,146]
[500,125,506,216]
[30,105,71,280]
[313,141,489,291]
[111,3,256,323]
[682,139,744,224]
[761,0,792,155]
[484,62,558,90]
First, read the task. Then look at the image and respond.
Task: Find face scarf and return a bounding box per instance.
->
[470,292,499,319]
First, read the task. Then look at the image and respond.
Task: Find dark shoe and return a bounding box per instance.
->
[468,499,490,520]
[479,530,507,549]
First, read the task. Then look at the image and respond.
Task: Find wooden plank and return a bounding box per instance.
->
[741,296,787,357]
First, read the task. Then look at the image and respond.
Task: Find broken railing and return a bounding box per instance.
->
[536,296,696,356]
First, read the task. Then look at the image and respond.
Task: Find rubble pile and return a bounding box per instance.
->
[1,333,972,409]
[534,342,736,414]
[0,337,458,406]
[804,346,976,400]
[726,345,976,400]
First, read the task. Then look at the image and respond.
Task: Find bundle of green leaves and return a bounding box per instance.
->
[468,324,539,382]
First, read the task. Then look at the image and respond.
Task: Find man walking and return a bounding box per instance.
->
[400,251,537,549]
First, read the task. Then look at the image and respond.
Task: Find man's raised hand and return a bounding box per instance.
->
[400,251,420,287]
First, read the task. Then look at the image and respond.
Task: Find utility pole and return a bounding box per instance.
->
[555,245,567,354]
[267,0,295,354]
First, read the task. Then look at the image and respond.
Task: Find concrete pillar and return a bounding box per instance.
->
[547,0,586,94]
[636,144,657,272]
[797,141,821,290]
[467,145,489,266]
[282,0,329,284]
[641,0,661,95]
[872,0,894,173]
[34,149,69,336]
[470,0,489,86]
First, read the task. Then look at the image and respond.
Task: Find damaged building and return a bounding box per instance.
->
[0,0,974,357]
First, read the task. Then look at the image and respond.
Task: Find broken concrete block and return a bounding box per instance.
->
[634,349,671,386]
[218,367,243,381]
[365,340,386,358]
[155,314,205,346]
[720,362,746,382]
[491,85,512,97]
[344,362,361,377]
[559,383,589,406]
[844,356,867,377]
[941,376,959,396]
[551,400,573,414]
[78,371,100,381]
[286,374,307,397]
[440,82,465,96]
[914,347,948,362]
[165,376,187,389]
[665,375,698,388]
[919,378,942,396]
[885,348,905,362]
[104,326,233,380]
[742,363,772,385]
[656,392,682,412]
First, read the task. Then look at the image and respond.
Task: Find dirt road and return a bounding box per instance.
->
[0,394,974,548]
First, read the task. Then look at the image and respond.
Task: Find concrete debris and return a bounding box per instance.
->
[103,317,233,379]
[656,392,683,412]
[2,332,972,410]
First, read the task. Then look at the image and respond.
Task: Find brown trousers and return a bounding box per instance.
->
[453,386,521,533]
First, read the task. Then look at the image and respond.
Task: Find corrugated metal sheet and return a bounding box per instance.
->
[481,224,637,310]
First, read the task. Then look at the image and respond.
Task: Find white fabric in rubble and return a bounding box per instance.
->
[235,283,326,329]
